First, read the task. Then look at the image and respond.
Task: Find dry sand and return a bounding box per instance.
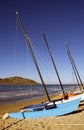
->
[0,97,84,130]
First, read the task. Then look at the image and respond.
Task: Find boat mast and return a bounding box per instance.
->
[43,33,65,96]
[65,44,81,90]
[65,43,84,90]
[16,12,51,102]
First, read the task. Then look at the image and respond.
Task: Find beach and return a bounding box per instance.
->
[0,96,84,130]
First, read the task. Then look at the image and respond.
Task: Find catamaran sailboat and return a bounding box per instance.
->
[8,12,81,119]
[42,34,84,101]
[65,43,84,101]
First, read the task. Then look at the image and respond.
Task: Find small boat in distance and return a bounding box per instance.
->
[42,33,84,101]
[8,12,81,119]
[65,43,84,100]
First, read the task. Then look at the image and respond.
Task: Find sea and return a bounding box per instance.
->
[0,84,78,105]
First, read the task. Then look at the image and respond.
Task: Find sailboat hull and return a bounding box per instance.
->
[75,93,84,101]
[9,97,80,119]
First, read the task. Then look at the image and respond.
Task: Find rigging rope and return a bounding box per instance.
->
[31,40,58,84]
[14,16,30,97]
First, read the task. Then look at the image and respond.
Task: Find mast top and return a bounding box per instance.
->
[16,12,19,15]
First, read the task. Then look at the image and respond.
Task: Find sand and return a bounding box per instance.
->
[0,97,84,130]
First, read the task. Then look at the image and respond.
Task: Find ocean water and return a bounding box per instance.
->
[0,84,78,105]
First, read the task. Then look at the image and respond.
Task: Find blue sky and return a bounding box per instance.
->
[0,0,84,84]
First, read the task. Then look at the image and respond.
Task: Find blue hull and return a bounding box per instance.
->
[9,97,81,119]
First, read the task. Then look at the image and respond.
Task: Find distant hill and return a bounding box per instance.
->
[0,76,39,85]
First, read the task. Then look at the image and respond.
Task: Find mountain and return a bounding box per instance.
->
[0,76,39,85]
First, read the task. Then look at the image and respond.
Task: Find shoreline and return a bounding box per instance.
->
[0,96,48,115]
[0,93,64,115]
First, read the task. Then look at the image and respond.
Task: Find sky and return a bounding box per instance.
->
[0,0,84,84]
